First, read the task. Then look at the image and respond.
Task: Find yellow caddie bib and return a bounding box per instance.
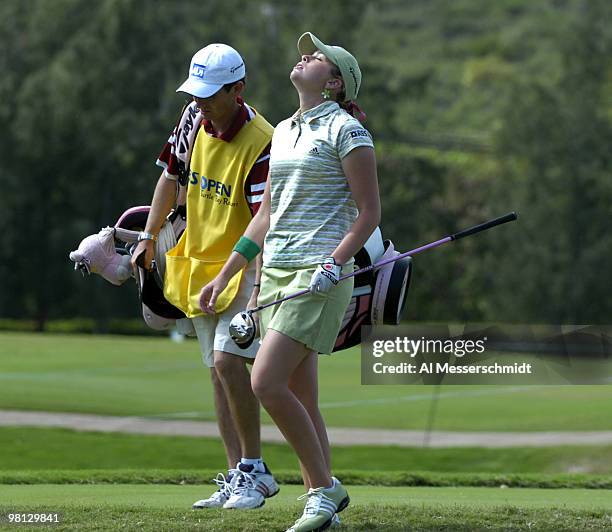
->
[164,112,273,317]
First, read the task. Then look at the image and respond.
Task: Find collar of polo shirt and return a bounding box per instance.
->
[291,101,339,126]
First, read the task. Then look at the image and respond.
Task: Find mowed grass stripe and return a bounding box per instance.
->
[1,486,611,531]
[2,332,612,431]
[4,428,612,475]
[2,470,612,490]
[1,484,612,509]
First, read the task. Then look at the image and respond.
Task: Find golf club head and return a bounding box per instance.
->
[229,311,257,349]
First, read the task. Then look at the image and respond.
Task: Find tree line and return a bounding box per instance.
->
[1,0,610,331]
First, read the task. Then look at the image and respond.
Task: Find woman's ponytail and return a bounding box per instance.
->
[340,100,367,123]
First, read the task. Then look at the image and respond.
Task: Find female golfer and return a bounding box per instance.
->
[199,32,380,532]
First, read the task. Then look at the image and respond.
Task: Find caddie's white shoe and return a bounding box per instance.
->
[223,462,279,509]
[192,470,236,509]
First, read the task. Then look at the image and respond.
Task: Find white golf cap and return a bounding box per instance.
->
[176,44,246,98]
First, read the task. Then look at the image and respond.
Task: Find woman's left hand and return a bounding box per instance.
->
[246,288,260,329]
[309,257,341,294]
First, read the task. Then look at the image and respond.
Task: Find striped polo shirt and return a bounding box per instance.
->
[263,101,374,267]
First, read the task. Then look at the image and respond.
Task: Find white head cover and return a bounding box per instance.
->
[362,227,385,265]
[370,242,411,326]
[370,241,399,325]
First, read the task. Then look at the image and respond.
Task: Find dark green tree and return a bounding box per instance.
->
[489,0,612,323]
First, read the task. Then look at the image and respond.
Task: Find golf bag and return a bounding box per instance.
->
[333,228,412,352]
[70,205,188,331]
[114,205,188,331]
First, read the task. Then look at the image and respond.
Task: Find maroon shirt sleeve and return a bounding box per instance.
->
[244,142,271,217]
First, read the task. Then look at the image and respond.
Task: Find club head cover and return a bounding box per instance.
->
[69,227,132,286]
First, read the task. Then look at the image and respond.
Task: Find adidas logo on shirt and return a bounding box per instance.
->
[308,146,319,155]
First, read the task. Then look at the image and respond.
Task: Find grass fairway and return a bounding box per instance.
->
[4,427,612,475]
[3,332,612,530]
[1,484,611,530]
[2,332,612,431]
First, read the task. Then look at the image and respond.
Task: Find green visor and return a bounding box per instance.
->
[297,32,361,102]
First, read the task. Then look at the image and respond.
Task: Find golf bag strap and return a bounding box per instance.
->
[114,227,139,243]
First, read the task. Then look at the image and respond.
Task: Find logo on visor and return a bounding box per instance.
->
[191,63,207,79]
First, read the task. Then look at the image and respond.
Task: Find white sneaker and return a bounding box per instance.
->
[287,477,349,531]
[288,508,341,530]
[223,462,279,509]
[192,470,236,509]
[288,512,340,531]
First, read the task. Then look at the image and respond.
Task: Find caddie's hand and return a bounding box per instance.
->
[130,239,155,272]
[309,257,341,294]
[199,276,229,314]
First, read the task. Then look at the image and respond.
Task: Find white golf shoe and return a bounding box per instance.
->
[286,477,349,531]
[223,462,280,509]
[192,470,236,509]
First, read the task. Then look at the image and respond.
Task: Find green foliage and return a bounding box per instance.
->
[487,0,612,323]
[0,0,609,325]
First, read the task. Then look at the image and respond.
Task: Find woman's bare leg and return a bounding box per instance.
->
[289,353,331,489]
[250,329,332,489]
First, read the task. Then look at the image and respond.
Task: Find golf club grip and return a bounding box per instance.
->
[451,212,517,241]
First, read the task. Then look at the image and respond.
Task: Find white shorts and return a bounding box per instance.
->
[188,263,259,368]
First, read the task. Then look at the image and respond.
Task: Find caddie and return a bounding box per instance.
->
[130,43,278,510]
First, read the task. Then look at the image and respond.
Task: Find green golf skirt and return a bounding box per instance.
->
[259,264,354,354]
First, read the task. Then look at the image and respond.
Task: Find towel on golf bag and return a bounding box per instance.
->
[156,101,203,181]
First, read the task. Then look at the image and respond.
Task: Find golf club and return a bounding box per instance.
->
[229,211,518,348]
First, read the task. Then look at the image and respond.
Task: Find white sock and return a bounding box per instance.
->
[325,477,338,490]
[240,457,264,472]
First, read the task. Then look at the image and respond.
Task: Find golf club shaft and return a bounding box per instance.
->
[250,212,518,314]
[340,211,518,279]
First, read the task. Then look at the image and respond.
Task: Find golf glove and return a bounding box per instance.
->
[309,257,341,294]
